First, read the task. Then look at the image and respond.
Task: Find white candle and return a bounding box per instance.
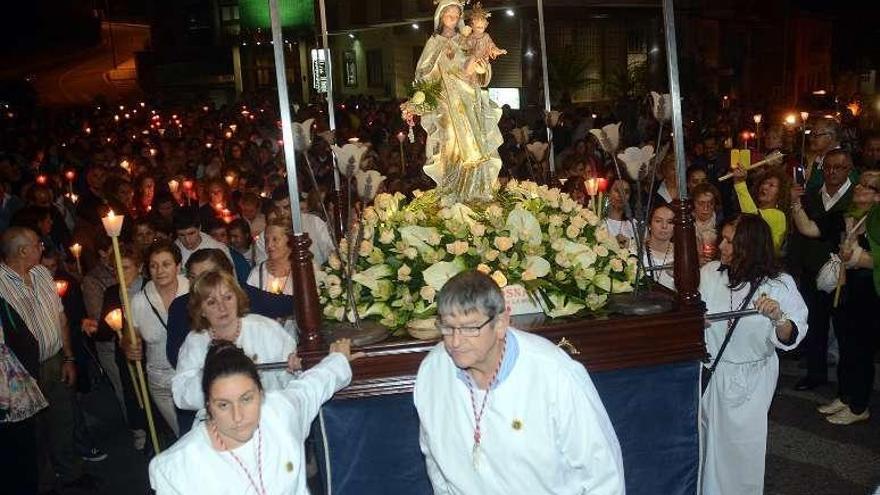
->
[104,308,123,332]
[102,210,125,237]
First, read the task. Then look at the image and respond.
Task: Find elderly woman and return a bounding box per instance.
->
[699,214,808,494]
[603,179,636,249]
[247,218,293,296]
[691,182,722,265]
[129,240,189,436]
[732,167,788,254]
[814,171,880,425]
[151,340,359,494]
[172,270,298,412]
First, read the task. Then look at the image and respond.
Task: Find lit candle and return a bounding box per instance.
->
[784,114,797,126]
[149,148,157,157]
[65,170,75,181]
[221,209,234,224]
[202,105,209,112]
[65,192,79,204]
[205,142,213,149]
[85,127,91,135]
[752,114,762,124]
[800,111,809,123]
[584,178,599,196]
[114,115,120,122]
[36,175,48,185]
[168,179,179,194]
[229,124,237,133]
[268,278,284,294]
[104,308,123,333]
[182,179,194,191]
[120,160,131,173]
[224,174,235,186]
[225,131,233,139]
[70,243,82,274]
[102,210,125,237]
[55,280,69,298]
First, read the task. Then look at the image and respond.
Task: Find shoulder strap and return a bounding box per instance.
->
[259,261,265,288]
[707,280,762,372]
[143,289,169,332]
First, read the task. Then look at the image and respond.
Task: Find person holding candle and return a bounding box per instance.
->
[731,166,789,254]
[134,174,157,217]
[691,182,722,265]
[603,179,636,250]
[151,338,359,494]
[171,270,298,412]
[129,241,189,437]
[173,207,233,268]
[699,214,808,494]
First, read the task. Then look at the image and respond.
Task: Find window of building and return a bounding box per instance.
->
[367,49,383,87]
[221,6,240,22]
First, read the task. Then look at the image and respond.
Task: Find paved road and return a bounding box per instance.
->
[27,22,148,107]
[71,355,879,494]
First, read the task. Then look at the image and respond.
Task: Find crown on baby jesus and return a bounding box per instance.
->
[467,2,491,20]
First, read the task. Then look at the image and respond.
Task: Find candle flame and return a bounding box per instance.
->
[105,308,123,332]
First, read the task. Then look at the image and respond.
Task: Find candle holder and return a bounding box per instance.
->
[69,243,82,274]
[102,210,161,454]
[104,308,145,409]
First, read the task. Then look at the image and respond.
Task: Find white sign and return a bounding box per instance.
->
[310,49,328,93]
[502,284,544,316]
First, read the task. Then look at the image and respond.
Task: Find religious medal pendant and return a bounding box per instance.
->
[472,442,480,469]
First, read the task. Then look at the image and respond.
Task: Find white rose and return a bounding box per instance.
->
[595,245,609,258]
[328,284,343,298]
[379,229,395,244]
[490,270,508,288]
[494,236,514,252]
[333,306,345,320]
[398,264,412,282]
[476,263,492,274]
[446,240,469,256]
[420,285,436,303]
[470,222,486,237]
[428,232,442,246]
[521,269,536,281]
[328,253,342,271]
[485,249,500,262]
[363,208,379,224]
[411,91,426,105]
[565,224,580,239]
[326,274,342,286]
[359,239,374,257]
[403,247,418,260]
[610,258,624,272]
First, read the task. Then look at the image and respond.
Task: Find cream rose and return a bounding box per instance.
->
[397,264,412,282]
[476,263,492,274]
[494,236,514,252]
[490,270,508,288]
[411,91,426,105]
[420,285,436,303]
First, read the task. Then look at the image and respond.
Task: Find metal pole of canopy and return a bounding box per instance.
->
[662,0,688,201]
[318,0,342,192]
[268,0,303,234]
[536,0,555,176]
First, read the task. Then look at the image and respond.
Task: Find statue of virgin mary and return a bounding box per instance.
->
[412,0,504,205]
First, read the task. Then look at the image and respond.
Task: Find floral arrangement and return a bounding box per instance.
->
[400,79,442,125]
[317,180,639,331]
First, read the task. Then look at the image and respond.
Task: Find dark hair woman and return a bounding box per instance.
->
[699,214,808,494]
[149,339,361,493]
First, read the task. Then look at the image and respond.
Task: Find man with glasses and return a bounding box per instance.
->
[804,118,857,190]
[413,271,624,494]
[789,149,855,391]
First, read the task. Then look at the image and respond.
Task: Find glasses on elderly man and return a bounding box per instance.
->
[435,314,496,336]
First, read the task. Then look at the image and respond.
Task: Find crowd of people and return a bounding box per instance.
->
[1,22,879,491]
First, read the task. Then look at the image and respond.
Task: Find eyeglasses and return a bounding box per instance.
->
[435,314,495,337]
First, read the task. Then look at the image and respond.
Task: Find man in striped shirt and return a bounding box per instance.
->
[0,226,93,491]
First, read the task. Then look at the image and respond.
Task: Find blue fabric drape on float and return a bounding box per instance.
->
[313,361,699,495]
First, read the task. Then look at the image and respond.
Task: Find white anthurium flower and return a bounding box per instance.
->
[617,145,655,181]
[526,141,550,162]
[354,169,386,201]
[350,264,392,292]
[332,143,367,177]
[422,258,467,291]
[545,292,586,318]
[523,256,551,279]
[511,126,530,146]
[292,118,314,152]
[505,207,542,245]
[398,225,441,253]
[650,92,672,122]
[445,203,478,227]
[589,122,621,154]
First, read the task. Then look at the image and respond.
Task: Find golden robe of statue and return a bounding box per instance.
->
[413,10,504,206]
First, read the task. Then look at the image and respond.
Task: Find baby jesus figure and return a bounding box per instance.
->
[462,3,507,87]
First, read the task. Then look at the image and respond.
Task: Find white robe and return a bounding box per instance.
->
[413,328,625,495]
[172,313,297,411]
[149,352,351,495]
[698,261,808,495]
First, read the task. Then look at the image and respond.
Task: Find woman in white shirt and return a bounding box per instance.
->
[130,240,189,436]
[603,178,636,250]
[247,218,293,296]
[699,214,808,494]
[151,339,359,494]
[173,270,298,411]
[643,204,675,290]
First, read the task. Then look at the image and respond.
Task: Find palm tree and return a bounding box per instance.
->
[548,45,598,105]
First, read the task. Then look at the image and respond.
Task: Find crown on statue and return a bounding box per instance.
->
[468,2,491,20]
[434,0,470,6]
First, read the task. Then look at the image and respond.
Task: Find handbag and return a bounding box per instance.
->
[701,281,761,396]
[0,330,48,423]
[815,253,841,293]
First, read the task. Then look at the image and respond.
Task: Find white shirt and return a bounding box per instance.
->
[175,231,233,268]
[130,275,189,387]
[414,329,625,495]
[603,218,636,250]
[642,244,675,291]
[247,262,293,296]
[820,178,852,211]
[150,353,351,495]
[172,314,297,411]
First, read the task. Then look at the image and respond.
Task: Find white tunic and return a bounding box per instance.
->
[172,313,298,411]
[252,212,334,268]
[699,261,808,495]
[603,218,636,250]
[642,245,675,291]
[414,329,625,495]
[130,275,190,388]
[247,262,294,296]
[150,352,351,495]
